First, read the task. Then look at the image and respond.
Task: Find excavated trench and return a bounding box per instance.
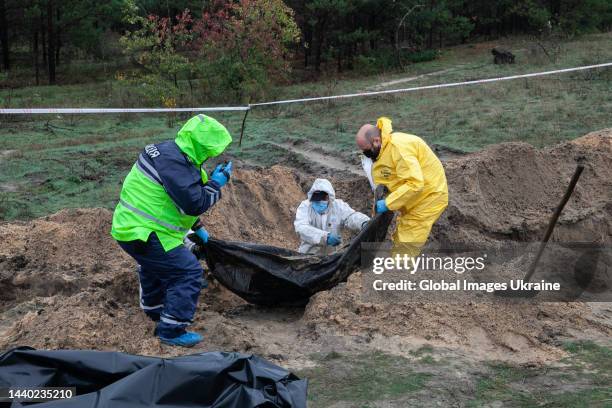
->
[0,130,610,366]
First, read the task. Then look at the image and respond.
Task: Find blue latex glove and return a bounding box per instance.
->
[326,233,341,246]
[195,227,209,244]
[210,161,233,187]
[376,199,388,214]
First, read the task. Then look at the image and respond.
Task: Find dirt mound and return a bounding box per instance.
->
[433,129,612,245]
[0,208,131,306]
[1,131,611,365]
[303,273,610,363]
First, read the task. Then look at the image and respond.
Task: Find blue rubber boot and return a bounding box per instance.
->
[158,332,203,347]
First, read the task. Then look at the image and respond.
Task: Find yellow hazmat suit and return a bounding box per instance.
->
[372,117,448,255]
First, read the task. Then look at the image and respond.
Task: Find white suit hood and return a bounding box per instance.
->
[294,179,370,256]
[307,178,336,201]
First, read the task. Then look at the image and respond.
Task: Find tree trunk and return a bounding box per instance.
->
[313,20,325,73]
[47,0,56,84]
[34,29,39,85]
[368,14,376,50]
[41,18,47,67]
[56,36,61,67]
[304,24,312,68]
[0,0,9,70]
[549,0,560,23]
[55,6,61,66]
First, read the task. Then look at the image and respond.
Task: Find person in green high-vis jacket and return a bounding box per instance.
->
[112,114,232,347]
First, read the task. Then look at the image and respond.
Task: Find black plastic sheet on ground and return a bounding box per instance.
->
[201,211,393,306]
[0,347,307,407]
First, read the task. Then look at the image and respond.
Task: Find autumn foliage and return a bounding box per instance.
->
[120,0,300,104]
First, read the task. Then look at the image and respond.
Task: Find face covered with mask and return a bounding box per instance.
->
[362,142,381,160]
[310,190,329,214]
[356,124,382,161]
[311,201,328,214]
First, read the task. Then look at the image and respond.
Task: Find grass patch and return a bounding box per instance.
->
[299,351,432,407]
[409,344,434,356]
[299,343,612,407]
[469,342,612,407]
[469,362,536,407]
[418,355,437,365]
[562,340,612,385]
[0,114,245,220]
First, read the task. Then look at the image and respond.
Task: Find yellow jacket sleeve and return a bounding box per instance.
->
[385,148,425,211]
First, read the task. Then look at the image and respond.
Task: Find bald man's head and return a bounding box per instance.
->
[356,123,382,160]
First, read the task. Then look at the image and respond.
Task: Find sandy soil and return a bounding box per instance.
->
[0,130,610,369]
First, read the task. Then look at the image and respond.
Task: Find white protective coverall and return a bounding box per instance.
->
[294,178,370,255]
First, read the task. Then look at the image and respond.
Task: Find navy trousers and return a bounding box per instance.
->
[118,233,203,338]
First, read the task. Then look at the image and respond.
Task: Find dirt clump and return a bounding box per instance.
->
[0,131,611,365]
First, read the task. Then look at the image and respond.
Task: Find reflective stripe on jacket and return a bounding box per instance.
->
[111,114,232,251]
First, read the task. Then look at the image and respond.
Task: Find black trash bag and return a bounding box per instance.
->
[200,211,393,306]
[0,347,307,408]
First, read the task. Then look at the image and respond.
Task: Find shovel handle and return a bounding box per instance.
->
[522,164,584,283]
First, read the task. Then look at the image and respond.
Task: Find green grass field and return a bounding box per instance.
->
[0,33,610,220]
[298,341,612,407]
